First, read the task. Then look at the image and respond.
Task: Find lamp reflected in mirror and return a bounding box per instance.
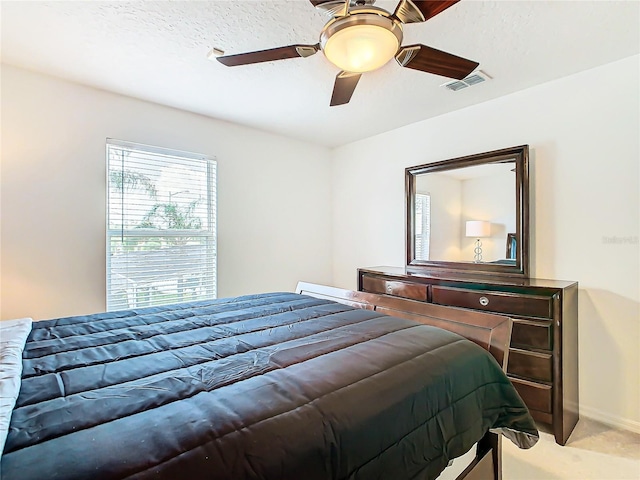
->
[466,220,491,263]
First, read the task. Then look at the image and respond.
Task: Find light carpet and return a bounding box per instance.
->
[439,418,640,479]
[503,418,640,479]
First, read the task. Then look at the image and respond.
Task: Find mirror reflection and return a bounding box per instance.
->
[414,161,516,265]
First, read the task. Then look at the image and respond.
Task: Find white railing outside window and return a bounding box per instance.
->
[106,139,216,311]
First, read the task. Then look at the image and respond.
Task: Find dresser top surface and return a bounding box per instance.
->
[360,266,578,289]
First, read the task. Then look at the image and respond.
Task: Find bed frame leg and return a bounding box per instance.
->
[478,431,502,480]
[454,431,502,480]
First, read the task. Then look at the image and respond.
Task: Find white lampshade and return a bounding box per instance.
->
[466,221,491,238]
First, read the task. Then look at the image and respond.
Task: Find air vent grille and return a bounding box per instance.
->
[441,71,491,91]
[445,81,468,91]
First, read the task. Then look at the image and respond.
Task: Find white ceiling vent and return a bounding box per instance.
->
[441,71,491,92]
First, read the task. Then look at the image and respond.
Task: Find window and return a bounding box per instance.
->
[415,193,431,260]
[106,139,216,311]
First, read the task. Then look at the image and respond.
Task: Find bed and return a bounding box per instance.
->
[0,282,538,480]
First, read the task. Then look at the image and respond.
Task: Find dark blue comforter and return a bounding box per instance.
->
[2,292,537,479]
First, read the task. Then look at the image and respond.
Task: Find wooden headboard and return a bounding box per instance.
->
[296,282,512,371]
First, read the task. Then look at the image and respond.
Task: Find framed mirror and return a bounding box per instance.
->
[406,145,529,277]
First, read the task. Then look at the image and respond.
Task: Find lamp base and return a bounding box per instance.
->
[473,238,483,263]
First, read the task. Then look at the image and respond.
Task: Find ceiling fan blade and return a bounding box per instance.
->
[310,0,347,16]
[309,0,339,5]
[394,0,460,24]
[330,71,362,106]
[396,44,478,80]
[217,44,319,67]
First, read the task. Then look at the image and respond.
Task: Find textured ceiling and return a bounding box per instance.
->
[1,1,639,147]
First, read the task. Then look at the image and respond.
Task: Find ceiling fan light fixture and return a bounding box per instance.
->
[217,2,477,106]
[320,12,403,73]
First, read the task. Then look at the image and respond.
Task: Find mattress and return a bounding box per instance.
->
[1,292,538,479]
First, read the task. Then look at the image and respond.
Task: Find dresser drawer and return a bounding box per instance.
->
[510,377,552,413]
[512,319,553,350]
[507,348,553,383]
[361,275,428,302]
[432,286,552,319]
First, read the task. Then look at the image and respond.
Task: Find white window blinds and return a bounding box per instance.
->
[415,193,431,261]
[106,139,216,311]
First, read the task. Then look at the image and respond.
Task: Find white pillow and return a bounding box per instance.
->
[0,318,32,455]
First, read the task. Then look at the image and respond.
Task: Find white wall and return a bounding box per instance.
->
[0,64,333,321]
[331,55,640,432]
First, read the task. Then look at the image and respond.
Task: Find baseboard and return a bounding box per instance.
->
[580,405,640,434]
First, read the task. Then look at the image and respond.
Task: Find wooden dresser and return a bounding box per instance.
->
[358,266,579,445]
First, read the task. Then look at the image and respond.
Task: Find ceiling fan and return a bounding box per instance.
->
[216,0,479,106]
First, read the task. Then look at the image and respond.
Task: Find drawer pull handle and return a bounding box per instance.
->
[386,285,392,293]
[479,296,490,306]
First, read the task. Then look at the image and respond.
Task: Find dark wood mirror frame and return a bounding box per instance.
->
[406,145,530,278]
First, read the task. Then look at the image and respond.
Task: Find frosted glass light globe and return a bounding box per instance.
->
[323,24,401,73]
